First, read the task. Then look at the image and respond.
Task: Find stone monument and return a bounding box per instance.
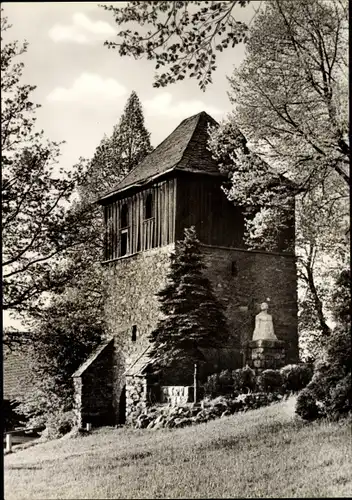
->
[249,300,285,371]
[252,302,277,341]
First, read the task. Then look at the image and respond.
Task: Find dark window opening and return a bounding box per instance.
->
[132,325,137,342]
[105,206,113,261]
[145,193,153,220]
[121,203,128,228]
[136,231,141,252]
[120,230,128,257]
[231,261,238,277]
[119,385,126,425]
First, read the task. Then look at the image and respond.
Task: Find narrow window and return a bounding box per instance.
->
[136,231,141,253]
[145,193,153,220]
[120,229,128,257]
[105,206,113,261]
[121,203,128,228]
[231,261,238,277]
[131,325,137,342]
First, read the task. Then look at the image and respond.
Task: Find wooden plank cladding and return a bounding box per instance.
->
[104,178,177,261]
[175,172,246,249]
[142,219,154,251]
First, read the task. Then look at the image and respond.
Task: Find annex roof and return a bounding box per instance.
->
[72,337,114,378]
[98,111,222,202]
[4,343,34,401]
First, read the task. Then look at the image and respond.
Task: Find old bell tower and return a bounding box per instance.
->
[73,111,298,427]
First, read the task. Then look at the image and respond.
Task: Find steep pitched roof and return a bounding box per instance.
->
[98,111,222,202]
[72,337,114,378]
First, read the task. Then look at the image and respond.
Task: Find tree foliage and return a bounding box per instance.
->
[17,281,104,426]
[17,90,153,424]
[295,187,349,343]
[1,14,92,337]
[296,267,351,421]
[226,0,349,188]
[149,227,230,383]
[102,1,250,90]
[207,0,349,352]
[208,122,296,253]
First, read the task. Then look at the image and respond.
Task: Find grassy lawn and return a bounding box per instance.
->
[4,397,352,499]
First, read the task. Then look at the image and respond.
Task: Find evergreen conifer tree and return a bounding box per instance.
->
[111,90,153,175]
[149,227,230,384]
[82,90,153,201]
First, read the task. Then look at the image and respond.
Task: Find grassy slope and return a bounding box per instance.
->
[4,397,352,499]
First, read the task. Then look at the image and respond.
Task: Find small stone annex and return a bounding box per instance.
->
[73,111,298,427]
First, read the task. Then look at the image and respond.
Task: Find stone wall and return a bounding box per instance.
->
[125,375,148,424]
[103,245,174,423]
[104,245,174,349]
[73,341,115,427]
[88,242,299,426]
[201,246,298,365]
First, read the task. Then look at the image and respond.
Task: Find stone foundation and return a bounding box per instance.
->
[249,339,286,372]
[73,243,297,427]
[125,375,148,424]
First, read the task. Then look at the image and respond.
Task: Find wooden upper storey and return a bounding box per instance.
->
[98,111,294,262]
[101,172,246,262]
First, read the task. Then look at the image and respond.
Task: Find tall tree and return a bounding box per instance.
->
[226,0,349,188]
[207,0,349,353]
[16,278,104,427]
[1,13,91,344]
[113,90,153,174]
[81,90,152,203]
[149,227,230,384]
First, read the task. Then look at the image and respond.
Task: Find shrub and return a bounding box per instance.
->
[232,366,257,394]
[203,373,221,398]
[295,323,351,422]
[330,268,350,326]
[257,369,283,393]
[280,364,313,393]
[296,388,323,421]
[218,369,233,394]
[3,400,26,432]
[326,375,351,420]
[325,323,351,374]
[43,410,77,440]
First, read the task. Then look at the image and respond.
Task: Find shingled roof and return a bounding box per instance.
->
[98,111,222,202]
[4,344,34,401]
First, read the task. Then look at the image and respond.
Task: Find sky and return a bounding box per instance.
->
[3,1,254,172]
[2,1,254,329]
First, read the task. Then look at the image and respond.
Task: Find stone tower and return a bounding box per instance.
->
[73,111,298,427]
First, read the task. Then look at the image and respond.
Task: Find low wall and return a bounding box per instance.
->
[161,386,194,406]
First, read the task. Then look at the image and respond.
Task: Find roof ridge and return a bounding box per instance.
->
[177,112,203,169]
[98,111,221,202]
[99,114,197,201]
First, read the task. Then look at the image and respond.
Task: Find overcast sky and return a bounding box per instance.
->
[3,1,254,329]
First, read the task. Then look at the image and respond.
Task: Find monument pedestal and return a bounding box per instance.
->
[249,339,286,372]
